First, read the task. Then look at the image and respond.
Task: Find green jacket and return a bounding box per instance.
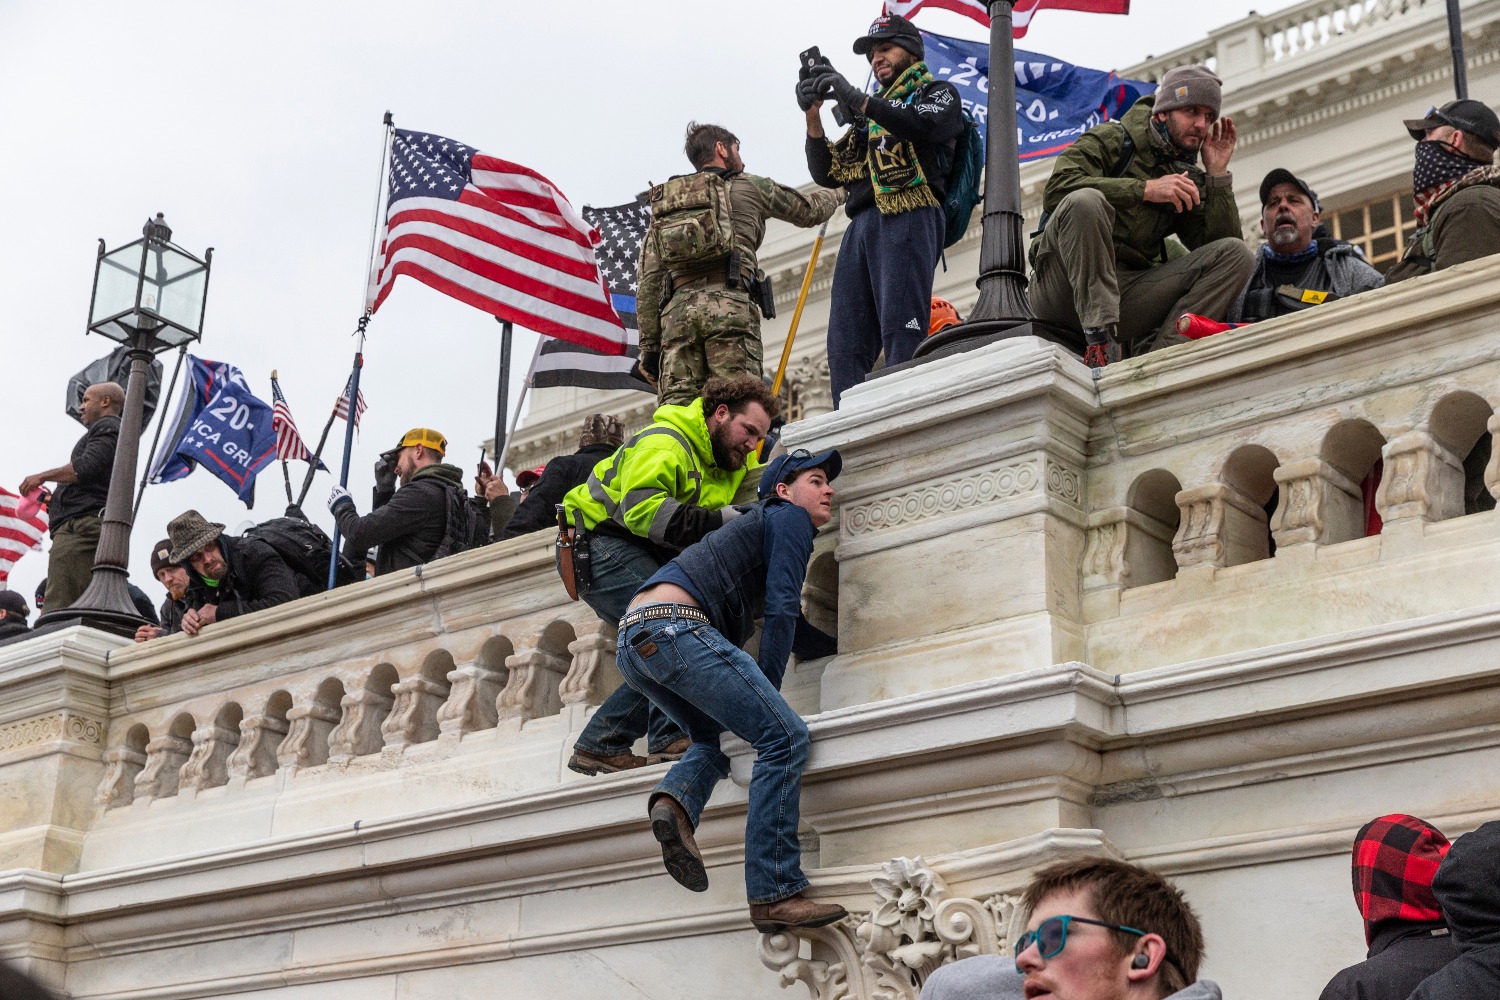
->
[1387,173,1500,283]
[637,169,842,353]
[562,397,759,552]
[1037,95,1242,272]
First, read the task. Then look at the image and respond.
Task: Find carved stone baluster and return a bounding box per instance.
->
[1483,414,1500,503]
[178,724,242,792]
[1172,484,1229,569]
[436,664,505,738]
[558,621,620,708]
[1082,513,1129,592]
[95,745,148,808]
[1376,431,1463,526]
[1270,458,1364,548]
[276,704,342,771]
[133,734,192,800]
[327,688,396,763]
[497,647,572,723]
[381,676,449,749]
[227,714,289,781]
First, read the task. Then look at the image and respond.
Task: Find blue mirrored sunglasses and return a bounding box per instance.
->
[1013,915,1146,968]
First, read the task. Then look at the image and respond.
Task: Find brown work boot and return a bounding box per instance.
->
[649,795,708,892]
[567,748,647,776]
[646,736,691,765]
[749,893,848,934]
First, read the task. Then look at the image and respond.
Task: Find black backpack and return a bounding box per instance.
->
[245,516,360,592]
[432,485,486,561]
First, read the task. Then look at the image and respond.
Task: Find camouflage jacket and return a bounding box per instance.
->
[636,168,841,353]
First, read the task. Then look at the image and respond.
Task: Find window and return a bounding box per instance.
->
[1329,191,1417,274]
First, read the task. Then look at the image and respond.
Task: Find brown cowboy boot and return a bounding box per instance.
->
[748,893,848,933]
[567,747,647,776]
[650,795,708,892]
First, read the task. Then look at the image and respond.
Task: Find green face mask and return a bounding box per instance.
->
[200,576,220,588]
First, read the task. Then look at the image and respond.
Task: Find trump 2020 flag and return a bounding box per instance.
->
[919,29,1153,161]
[884,0,1129,37]
[367,129,628,355]
[149,357,277,506]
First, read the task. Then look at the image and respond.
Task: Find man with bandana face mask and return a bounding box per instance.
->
[1028,65,1256,367]
[1388,99,1500,283]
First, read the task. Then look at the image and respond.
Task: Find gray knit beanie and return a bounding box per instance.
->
[1155,65,1222,118]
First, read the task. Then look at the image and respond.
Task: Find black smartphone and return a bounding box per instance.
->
[798,46,824,81]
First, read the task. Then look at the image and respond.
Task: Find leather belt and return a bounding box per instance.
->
[620,603,710,630]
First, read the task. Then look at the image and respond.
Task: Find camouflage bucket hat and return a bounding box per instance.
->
[579,414,625,448]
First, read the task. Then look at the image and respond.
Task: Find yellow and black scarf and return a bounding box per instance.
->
[828,62,941,214]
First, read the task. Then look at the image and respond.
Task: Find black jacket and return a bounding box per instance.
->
[1410,820,1500,998]
[334,463,468,575]
[806,78,963,219]
[1319,922,1456,1000]
[129,584,159,625]
[49,415,119,532]
[501,442,616,540]
[0,617,29,641]
[182,534,301,623]
[158,594,186,635]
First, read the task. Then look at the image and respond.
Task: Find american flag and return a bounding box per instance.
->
[532,200,655,394]
[0,486,48,586]
[270,374,325,467]
[367,129,628,355]
[882,0,1129,36]
[332,373,368,430]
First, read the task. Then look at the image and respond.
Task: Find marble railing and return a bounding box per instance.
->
[90,532,612,811]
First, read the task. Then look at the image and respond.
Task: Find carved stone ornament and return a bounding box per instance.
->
[759,856,1026,1000]
[844,462,1043,537]
[558,622,619,708]
[436,664,504,738]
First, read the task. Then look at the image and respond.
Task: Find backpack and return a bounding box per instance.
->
[647,171,736,269]
[942,106,985,250]
[432,485,485,561]
[244,516,359,592]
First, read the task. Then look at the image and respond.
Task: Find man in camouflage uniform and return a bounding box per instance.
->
[637,122,843,406]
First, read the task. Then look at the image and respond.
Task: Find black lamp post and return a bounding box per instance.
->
[37,214,212,636]
[910,0,1081,362]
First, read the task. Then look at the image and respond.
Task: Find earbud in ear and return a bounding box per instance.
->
[1132,954,1150,970]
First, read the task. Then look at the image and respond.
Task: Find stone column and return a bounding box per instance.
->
[497,647,572,723]
[227,714,289,782]
[327,688,396,763]
[1270,458,1364,548]
[787,358,834,419]
[1376,431,1463,526]
[786,338,1097,708]
[133,734,192,800]
[437,662,506,739]
[276,703,341,771]
[381,676,450,749]
[557,620,620,709]
[178,723,241,792]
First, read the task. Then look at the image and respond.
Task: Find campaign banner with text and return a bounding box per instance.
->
[150,357,277,506]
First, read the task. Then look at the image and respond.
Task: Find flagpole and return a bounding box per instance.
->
[912,0,1078,361]
[327,111,395,590]
[495,337,544,475]
[272,369,296,507]
[493,319,513,461]
[294,409,338,507]
[131,344,187,520]
[1447,0,1469,99]
[771,221,827,397]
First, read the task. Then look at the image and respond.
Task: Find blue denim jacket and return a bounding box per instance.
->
[642,499,826,687]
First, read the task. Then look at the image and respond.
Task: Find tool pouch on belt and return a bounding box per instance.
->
[752,271,776,320]
[555,504,591,601]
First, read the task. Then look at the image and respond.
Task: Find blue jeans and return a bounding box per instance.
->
[563,535,686,756]
[826,204,944,408]
[616,605,811,904]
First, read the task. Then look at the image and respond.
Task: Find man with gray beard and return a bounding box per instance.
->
[1229,168,1383,323]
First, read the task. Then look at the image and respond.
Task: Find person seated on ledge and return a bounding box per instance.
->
[1228,168,1383,323]
[1388,99,1500,283]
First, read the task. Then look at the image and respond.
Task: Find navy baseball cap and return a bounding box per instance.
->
[758,448,842,500]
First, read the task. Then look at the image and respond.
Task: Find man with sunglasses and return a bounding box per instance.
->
[1388,100,1500,283]
[615,448,841,933]
[1014,857,1219,1000]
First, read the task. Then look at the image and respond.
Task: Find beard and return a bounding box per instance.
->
[710,427,745,471]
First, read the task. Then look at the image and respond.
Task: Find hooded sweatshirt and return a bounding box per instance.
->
[919,955,1023,1000]
[1319,814,1457,1000]
[1409,819,1500,998]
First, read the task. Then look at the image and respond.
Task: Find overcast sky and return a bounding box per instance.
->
[0,0,1301,611]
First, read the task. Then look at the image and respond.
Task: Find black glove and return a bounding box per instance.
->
[811,67,865,115]
[637,351,661,387]
[796,77,822,113]
[373,454,397,493]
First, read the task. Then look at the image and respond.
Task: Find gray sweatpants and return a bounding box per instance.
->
[1029,188,1256,355]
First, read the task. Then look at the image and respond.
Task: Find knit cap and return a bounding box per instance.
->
[1155,65,1222,118]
